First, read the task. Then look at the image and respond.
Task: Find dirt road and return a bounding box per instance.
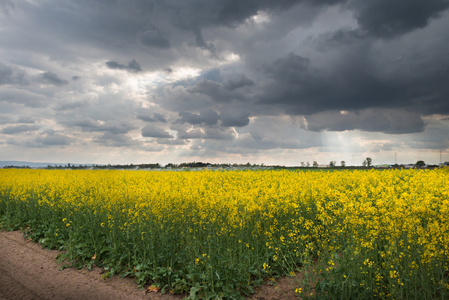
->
[0,230,297,300]
[0,230,182,300]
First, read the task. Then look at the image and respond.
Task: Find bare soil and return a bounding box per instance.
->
[0,230,299,300]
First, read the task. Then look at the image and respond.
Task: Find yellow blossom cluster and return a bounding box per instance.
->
[0,168,448,298]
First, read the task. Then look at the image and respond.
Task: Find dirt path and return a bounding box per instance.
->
[0,230,298,300]
[0,230,184,300]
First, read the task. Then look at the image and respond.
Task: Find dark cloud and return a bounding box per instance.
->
[193,29,216,54]
[1,0,449,163]
[2,124,40,134]
[304,109,425,134]
[106,59,142,72]
[187,75,252,102]
[178,110,219,126]
[256,47,449,116]
[224,75,255,91]
[41,71,68,86]
[313,28,367,52]
[142,125,173,138]
[220,109,250,127]
[265,52,310,80]
[162,0,339,29]
[349,0,449,38]
[137,28,170,48]
[188,80,231,102]
[137,112,167,123]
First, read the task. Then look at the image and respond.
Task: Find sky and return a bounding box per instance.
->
[1,0,449,166]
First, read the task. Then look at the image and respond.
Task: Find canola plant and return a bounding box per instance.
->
[0,168,448,299]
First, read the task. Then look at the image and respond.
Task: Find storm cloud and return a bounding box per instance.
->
[1,0,448,165]
[106,59,142,73]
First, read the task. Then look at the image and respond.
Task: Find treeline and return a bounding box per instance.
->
[42,162,268,170]
[44,163,162,170]
[3,160,442,170]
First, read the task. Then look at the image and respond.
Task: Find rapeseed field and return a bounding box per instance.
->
[0,168,448,299]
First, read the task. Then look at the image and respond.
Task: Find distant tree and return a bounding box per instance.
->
[362,159,367,167]
[300,161,305,167]
[341,160,346,167]
[366,157,372,167]
[415,160,425,168]
[306,161,310,167]
[329,161,336,168]
[313,161,318,168]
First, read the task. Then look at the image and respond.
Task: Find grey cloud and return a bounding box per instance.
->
[142,125,173,138]
[171,123,236,140]
[0,0,14,15]
[203,127,236,140]
[177,128,204,139]
[187,76,252,102]
[265,52,310,81]
[0,115,13,124]
[33,130,73,146]
[2,124,40,134]
[106,59,142,72]
[55,100,90,111]
[0,88,48,108]
[141,141,166,152]
[16,116,36,123]
[178,110,219,126]
[93,132,137,147]
[220,109,250,127]
[42,71,68,86]
[349,0,449,38]
[138,28,170,48]
[224,75,255,91]
[304,109,425,134]
[0,63,29,86]
[165,0,338,29]
[137,112,167,123]
[232,116,322,151]
[1,0,448,161]
[64,119,136,134]
[313,28,367,51]
[406,121,449,150]
[194,29,216,54]
[171,123,205,139]
[189,80,232,102]
[155,138,186,145]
